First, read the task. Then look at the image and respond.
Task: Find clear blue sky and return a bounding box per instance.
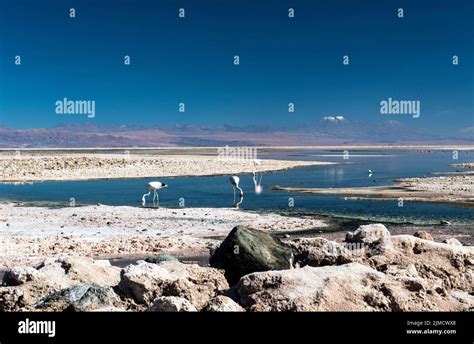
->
[0,0,472,134]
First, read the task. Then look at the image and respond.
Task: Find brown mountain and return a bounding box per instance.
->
[0,119,469,148]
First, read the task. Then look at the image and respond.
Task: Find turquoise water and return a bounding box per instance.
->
[0,150,473,224]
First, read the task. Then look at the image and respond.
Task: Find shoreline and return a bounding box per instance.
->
[272,174,474,207]
[1,144,474,151]
[0,166,325,184]
[0,153,334,183]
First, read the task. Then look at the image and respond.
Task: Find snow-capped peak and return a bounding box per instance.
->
[322,116,345,122]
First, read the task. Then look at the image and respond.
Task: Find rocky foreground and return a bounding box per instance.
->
[1,224,472,312]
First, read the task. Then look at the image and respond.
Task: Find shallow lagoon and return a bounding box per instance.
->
[0,149,472,224]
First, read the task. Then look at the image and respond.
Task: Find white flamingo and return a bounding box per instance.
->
[142,181,167,206]
[252,160,263,195]
[229,175,243,208]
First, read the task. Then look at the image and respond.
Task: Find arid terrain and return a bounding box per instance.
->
[273,175,474,207]
[0,203,327,269]
[0,224,472,312]
[0,150,472,312]
[0,152,333,182]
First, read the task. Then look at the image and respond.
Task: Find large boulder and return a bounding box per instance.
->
[2,256,121,288]
[288,237,355,267]
[209,226,294,285]
[0,256,121,311]
[341,224,474,307]
[35,284,118,312]
[56,256,121,286]
[118,261,169,304]
[238,263,386,311]
[237,263,474,312]
[118,260,228,310]
[345,224,391,245]
[371,235,474,292]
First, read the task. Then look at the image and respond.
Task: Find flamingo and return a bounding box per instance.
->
[142,181,167,206]
[252,160,263,195]
[229,175,243,208]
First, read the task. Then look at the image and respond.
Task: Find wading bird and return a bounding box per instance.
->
[252,160,263,195]
[368,169,373,177]
[142,181,167,206]
[229,175,243,208]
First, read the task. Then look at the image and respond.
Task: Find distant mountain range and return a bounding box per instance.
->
[0,118,471,148]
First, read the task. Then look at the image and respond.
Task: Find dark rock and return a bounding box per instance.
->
[209,226,294,285]
[35,283,117,312]
[145,254,178,264]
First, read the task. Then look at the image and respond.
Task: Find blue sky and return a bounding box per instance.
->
[0,0,472,134]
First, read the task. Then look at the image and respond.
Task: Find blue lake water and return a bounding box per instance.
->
[1,150,473,224]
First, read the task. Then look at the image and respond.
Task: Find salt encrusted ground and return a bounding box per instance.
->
[0,203,326,269]
[0,153,333,182]
[273,175,474,206]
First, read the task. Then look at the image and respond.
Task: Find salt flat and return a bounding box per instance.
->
[0,203,326,269]
[0,153,333,182]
